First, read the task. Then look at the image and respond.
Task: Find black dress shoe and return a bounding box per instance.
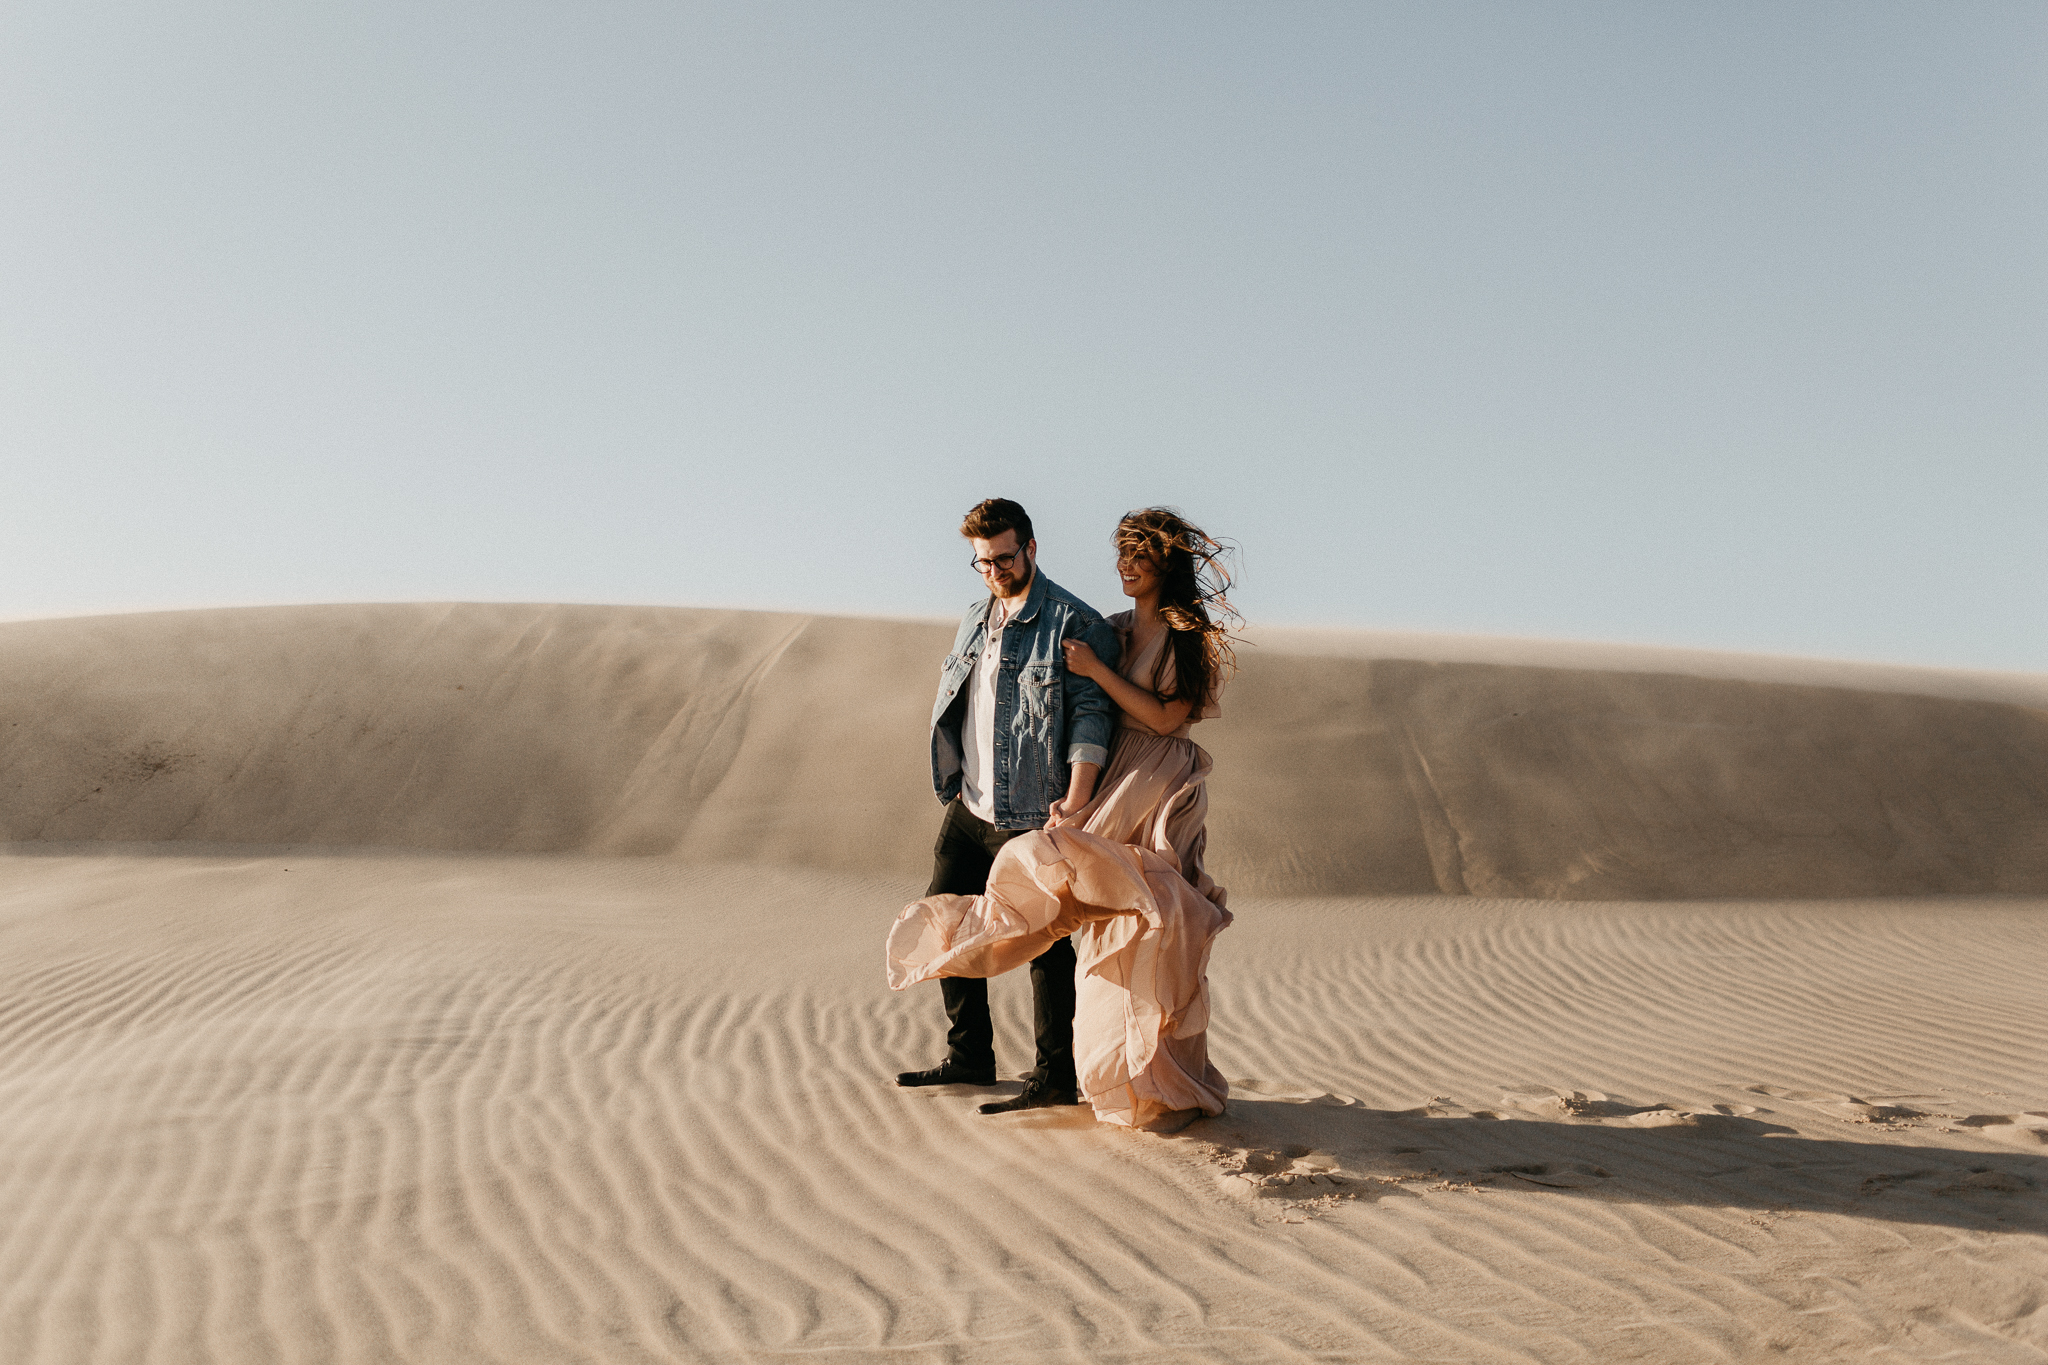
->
[896,1060,997,1088]
[977,1078,1084,1114]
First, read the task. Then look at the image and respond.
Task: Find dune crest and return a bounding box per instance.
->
[3,603,2045,898]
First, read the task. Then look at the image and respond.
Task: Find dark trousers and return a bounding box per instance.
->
[928,798,1077,1089]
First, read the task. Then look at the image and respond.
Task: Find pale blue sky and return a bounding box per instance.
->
[4,3,2042,668]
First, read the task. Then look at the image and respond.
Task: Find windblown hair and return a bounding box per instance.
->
[1113,507,1241,709]
[960,497,1034,547]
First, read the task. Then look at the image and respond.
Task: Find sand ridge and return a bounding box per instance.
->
[3,603,2045,898]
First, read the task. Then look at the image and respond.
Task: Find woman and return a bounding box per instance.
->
[887,508,1239,1130]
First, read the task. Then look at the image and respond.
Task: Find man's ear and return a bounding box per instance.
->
[1026,539,1038,556]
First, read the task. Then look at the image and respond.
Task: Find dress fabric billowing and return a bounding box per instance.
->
[887,613,1232,1128]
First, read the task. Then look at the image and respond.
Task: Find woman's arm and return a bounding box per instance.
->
[1061,638,1193,735]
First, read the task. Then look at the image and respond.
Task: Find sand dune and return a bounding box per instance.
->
[1,604,2045,1362]
[4,603,2045,897]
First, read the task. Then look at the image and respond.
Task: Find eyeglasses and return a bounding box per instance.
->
[970,548,1028,574]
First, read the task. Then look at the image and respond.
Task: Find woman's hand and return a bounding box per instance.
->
[1046,792,1090,828]
[1046,761,1101,829]
[1061,637,1104,680]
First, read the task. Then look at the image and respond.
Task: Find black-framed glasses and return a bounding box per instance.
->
[970,548,1028,574]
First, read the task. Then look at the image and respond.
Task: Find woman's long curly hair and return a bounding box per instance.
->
[1113,507,1241,709]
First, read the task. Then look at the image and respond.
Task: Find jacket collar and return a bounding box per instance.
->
[983,566,1049,629]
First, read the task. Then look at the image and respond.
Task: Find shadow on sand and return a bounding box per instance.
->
[1165,1096,2046,1233]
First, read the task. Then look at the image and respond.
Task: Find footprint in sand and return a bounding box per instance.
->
[1935,1168,2038,1196]
[1744,1085,1933,1126]
[1215,1146,1363,1198]
[1501,1087,1687,1122]
[1826,1100,1928,1124]
[1955,1114,2048,1145]
[1504,1087,1792,1134]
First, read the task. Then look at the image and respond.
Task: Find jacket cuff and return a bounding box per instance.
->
[1068,743,1108,770]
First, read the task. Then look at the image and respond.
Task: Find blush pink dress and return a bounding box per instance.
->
[887,612,1232,1128]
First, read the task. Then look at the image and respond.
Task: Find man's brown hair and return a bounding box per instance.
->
[960,498,1034,546]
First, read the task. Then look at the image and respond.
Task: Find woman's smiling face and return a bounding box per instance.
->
[1117,552,1161,601]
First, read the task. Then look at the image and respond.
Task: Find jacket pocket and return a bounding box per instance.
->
[934,654,972,723]
[1018,663,1060,717]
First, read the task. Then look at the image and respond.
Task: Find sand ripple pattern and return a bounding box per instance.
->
[0,854,2044,1362]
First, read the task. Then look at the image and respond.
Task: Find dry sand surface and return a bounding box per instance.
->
[2,603,2046,1362]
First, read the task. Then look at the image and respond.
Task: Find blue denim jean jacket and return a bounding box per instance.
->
[929,570,1122,829]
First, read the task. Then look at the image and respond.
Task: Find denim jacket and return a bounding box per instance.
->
[930,570,1122,829]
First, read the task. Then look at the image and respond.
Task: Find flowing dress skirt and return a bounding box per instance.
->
[886,729,1231,1128]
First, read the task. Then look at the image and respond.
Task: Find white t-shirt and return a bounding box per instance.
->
[959,613,1005,823]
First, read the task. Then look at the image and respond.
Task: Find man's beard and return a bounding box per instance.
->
[993,558,1033,597]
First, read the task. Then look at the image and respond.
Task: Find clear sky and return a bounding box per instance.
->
[4,3,2043,669]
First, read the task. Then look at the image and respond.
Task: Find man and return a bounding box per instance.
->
[896,497,1123,1113]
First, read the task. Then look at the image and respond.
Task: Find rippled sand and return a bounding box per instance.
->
[1,605,2044,1361]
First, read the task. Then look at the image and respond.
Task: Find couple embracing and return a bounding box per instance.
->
[885,497,1237,1131]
